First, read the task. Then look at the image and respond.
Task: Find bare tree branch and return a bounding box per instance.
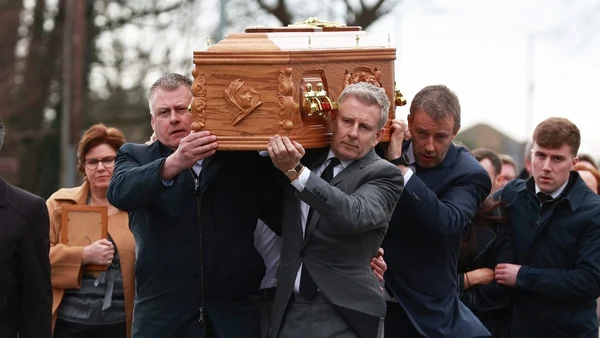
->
[342,0,357,19]
[100,1,190,31]
[346,0,401,28]
[255,0,293,26]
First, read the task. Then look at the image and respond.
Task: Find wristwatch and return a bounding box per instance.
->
[285,163,304,181]
[389,153,410,166]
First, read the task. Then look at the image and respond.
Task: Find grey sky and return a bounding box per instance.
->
[370,0,600,157]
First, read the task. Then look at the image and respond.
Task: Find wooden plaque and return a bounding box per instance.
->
[59,205,109,271]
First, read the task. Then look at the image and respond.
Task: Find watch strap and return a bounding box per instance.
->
[389,153,409,166]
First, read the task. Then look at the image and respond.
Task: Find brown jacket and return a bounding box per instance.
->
[47,180,135,337]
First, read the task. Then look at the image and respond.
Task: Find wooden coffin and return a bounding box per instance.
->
[189,21,406,150]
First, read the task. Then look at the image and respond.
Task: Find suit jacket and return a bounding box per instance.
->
[382,142,492,337]
[495,173,600,338]
[46,180,136,337]
[107,141,283,338]
[271,148,404,338]
[0,177,52,338]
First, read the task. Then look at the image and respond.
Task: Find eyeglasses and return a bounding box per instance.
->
[84,156,115,170]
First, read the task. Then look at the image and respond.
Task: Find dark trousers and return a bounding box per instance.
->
[384,302,424,338]
[279,293,361,338]
[260,287,277,338]
[203,298,262,338]
[53,319,126,338]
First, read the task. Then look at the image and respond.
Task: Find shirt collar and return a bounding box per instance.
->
[326,149,353,169]
[535,179,569,199]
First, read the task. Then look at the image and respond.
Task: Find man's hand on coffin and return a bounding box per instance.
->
[383,119,408,161]
[161,131,217,181]
[267,135,305,173]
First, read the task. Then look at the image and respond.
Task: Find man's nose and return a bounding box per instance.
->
[348,124,359,138]
[169,109,180,124]
[424,137,435,152]
[542,158,552,171]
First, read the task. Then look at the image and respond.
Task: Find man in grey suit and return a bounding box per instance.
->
[266,82,404,338]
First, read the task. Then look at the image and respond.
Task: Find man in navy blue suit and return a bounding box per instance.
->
[381,85,492,337]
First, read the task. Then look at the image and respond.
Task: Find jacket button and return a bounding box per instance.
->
[299,250,306,257]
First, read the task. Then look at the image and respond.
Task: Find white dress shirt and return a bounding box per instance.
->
[254,219,282,289]
[290,150,353,293]
[535,180,568,199]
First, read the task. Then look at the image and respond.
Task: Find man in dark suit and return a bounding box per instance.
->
[268,82,404,338]
[381,85,492,337]
[107,73,283,338]
[494,117,600,337]
[0,120,52,338]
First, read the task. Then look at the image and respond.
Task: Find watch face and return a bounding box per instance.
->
[286,170,298,180]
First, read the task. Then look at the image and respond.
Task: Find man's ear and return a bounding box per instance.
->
[373,128,385,147]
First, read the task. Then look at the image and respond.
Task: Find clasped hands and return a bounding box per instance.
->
[465,264,521,289]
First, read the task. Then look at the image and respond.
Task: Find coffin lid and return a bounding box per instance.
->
[205,17,390,52]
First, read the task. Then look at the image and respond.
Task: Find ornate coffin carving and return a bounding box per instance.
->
[189,21,406,150]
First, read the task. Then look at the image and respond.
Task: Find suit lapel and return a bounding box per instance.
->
[302,150,376,246]
[417,166,448,189]
[413,143,459,188]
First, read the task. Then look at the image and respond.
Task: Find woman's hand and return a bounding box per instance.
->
[465,268,495,288]
[82,239,115,266]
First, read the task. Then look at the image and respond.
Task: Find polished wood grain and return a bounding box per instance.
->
[190,32,400,150]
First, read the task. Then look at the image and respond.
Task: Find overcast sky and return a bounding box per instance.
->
[368,0,600,157]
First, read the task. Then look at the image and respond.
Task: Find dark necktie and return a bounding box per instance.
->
[537,192,553,203]
[300,157,340,299]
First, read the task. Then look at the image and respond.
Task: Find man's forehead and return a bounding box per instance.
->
[151,87,191,106]
[414,124,452,136]
[412,111,454,131]
[532,143,571,156]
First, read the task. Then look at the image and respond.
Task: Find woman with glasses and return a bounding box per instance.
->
[46,124,135,338]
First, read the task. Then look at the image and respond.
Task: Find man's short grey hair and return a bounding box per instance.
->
[409,85,461,133]
[148,73,193,115]
[0,120,5,153]
[337,82,390,129]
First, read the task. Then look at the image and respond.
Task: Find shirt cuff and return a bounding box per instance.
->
[161,180,174,187]
[403,167,414,183]
[290,167,311,192]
